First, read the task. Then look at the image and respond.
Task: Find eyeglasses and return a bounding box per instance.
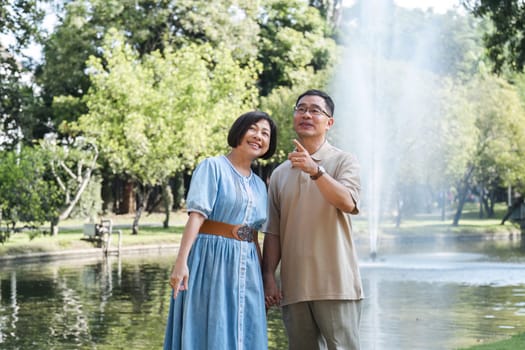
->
[294,105,332,118]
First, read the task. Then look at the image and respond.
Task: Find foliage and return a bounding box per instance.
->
[36,0,181,133]
[257,0,338,96]
[0,77,39,148]
[438,75,525,223]
[31,0,340,196]
[74,29,258,232]
[431,78,479,185]
[39,135,101,222]
[35,0,339,135]
[469,76,525,190]
[169,0,261,61]
[0,0,45,49]
[4,0,525,232]
[77,29,258,182]
[0,134,101,238]
[68,174,102,220]
[0,0,45,148]
[464,0,525,73]
[0,146,61,236]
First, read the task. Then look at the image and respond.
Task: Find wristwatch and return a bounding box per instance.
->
[310,165,326,180]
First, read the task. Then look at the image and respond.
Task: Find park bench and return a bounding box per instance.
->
[83,219,122,255]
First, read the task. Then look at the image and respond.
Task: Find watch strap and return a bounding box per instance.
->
[310,166,325,180]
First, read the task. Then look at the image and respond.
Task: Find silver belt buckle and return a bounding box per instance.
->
[236,225,254,242]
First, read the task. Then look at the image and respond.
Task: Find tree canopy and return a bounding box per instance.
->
[74,29,259,233]
[464,0,525,73]
[2,0,525,233]
[1,0,45,148]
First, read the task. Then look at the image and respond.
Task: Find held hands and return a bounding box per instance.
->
[169,259,189,299]
[263,274,282,309]
[288,139,317,176]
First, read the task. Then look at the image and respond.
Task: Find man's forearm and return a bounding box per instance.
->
[314,174,356,213]
[262,233,281,275]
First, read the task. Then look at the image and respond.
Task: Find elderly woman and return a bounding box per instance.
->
[163,111,277,350]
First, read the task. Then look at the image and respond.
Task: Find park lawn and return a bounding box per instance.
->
[0,213,185,257]
[350,202,521,237]
[460,332,525,350]
[2,203,522,257]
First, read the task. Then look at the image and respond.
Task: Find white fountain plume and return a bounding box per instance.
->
[331,0,445,258]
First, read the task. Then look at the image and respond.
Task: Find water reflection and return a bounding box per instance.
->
[360,235,525,350]
[0,236,524,350]
[0,255,173,349]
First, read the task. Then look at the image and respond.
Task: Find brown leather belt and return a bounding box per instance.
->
[199,219,256,242]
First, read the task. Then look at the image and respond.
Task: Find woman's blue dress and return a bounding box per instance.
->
[163,155,268,350]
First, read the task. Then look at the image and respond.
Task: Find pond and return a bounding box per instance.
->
[1,233,524,350]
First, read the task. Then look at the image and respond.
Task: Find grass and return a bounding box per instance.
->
[2,203,521,257]
[458,333,525,350]
[0,212,185,257]
[350,202,521,237]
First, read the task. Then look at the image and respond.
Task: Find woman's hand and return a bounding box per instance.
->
[170,259,189,299]
[168,212,206,299]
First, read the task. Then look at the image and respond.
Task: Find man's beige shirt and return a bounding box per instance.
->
[263,141,364,306]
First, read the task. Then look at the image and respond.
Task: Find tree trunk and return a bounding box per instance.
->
[453,189,468,226]
[50,217,59,236]
[453,165,474,226]
[487,190,495,217]
[131,185,151,235]
[478,184,484,219]
[162,181,173,229]
[58,166,95,220]
[121,181,136,214]
[501,196,524,225]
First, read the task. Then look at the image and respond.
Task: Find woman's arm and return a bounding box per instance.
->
[169,212,206,298]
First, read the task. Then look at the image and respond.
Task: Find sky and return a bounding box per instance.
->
[343,0,462,13]
[395,0,461,13]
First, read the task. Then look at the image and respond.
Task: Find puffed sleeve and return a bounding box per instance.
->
[186,158,219,218]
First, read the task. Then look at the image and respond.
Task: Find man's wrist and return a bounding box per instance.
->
[310,165,326,180]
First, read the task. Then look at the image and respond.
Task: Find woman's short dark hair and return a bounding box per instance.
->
[227,111,277,160]
[295,89,335,117]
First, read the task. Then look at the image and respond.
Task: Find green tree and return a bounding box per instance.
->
[463,0,525,73]
[0,146,61,240]
[34,0,337,219]
[444,75,525,224]
[39,135,100,235]
[169,0,261,60]
[1,0,45,147]
[428,78,479,221]
[257,0,338,96]
[36,0,262,134]
[76,30,258,234]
